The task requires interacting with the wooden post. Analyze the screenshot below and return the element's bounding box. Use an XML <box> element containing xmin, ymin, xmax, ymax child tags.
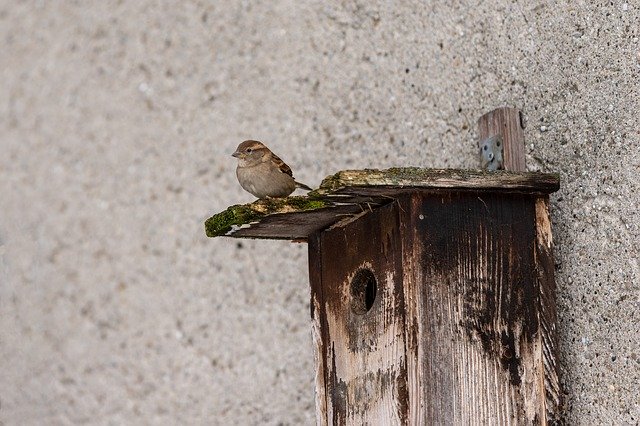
<box><xmin>478</xmin><ymin>107</ymin><xmax>527</xmax><ymax>171</ymax></box>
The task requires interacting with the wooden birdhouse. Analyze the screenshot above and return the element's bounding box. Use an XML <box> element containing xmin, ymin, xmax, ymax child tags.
<box><xmin>206</xmin><ymin>108</ymin><xmax>561</xmax><ymax>424</ymax></box>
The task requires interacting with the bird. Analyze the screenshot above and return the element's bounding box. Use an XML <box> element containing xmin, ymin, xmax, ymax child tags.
<box><xmin>232</xmin><ymin>140</ymin><xmax>312</xmax><ymax>199</ymax></box>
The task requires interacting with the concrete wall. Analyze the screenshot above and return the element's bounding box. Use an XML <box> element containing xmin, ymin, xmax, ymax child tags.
<box><xmin>1</xmin><ymin>1</ymin><xmax>638</xmax><ymax>424</ymax></box>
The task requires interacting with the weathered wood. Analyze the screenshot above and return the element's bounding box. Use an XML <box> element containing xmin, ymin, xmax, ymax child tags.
<box><xmin>477</xmin><ymin>107</ymin><xmax>527</xmax><ymax>171</ymax></box>
<box><xmin>310</xmin><ymin>191</ymin><xmax>560</xmax><ymax>424</ymax></box>
<box><xmin>309</xmin><ymin>234</ymin><xmax>329</xmax><ymax>426</ymax></box>
<box><xmin>319</xmin><ymin>168</ymin><xmax>558</xmax><ymax>194</ymax></box>
<box><xmin>534</xmin><ymin>197</ymin><xmax>562</xmax><ymax>420</ymax></box>
<box><xmin>401</xmin><ymin>191</ymin><xmax>558</xmax><ymax>424</ymax></box>
<box><xmin>309</xmin><ymin>201</ymin><xmax>408</xmax><ymax>424</ymax></box>
<box><xmin>205</xmin><ymin>169</ymin><xmax>559</xmax><ymax>239</ymax></box>
<box><xmin>204</xmin><ymin>196</ymin><xmax>388</xmax><ymax>239</ymax></box>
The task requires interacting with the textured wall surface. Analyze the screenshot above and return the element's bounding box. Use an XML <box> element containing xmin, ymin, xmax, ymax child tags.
<box><xmin>1</xmin><ymin>1</ymin><xmax>638</xmax><ymax>424</ymax></box>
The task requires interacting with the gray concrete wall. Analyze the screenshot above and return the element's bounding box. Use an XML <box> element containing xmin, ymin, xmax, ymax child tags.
<box><xmin>1</xmin><ymin>1</ymin><xmax>638</xmax><ymax>424</ymax></box>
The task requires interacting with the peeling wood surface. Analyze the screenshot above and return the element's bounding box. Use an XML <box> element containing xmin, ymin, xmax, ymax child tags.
<box><xmin>534</xmin><ymin>197</ymin><xmax>562</xmax><ymax>419</ymax></box>
<box><xmin>206</xmin><ymin>165</ymin><xmax>560</xmax><ymax>423</ymax></box>
<box><xmin>406</xmin><ymin>192</ymin><xmax>535</xmax><ymax>423</ymax></box>
<box><xmin>309</xmin><ymin>202</ymin><xmax>408</xmax><ymax>425</ymax></box>
<box><xmin>224</xmin><ymin>204</ymin><xmax>382</xmax><ymax>240</ymax></box>
<box><xmin>401</xmin><ymin>192</ymin><xmax>559</xmax><ymax>424</ymax></box>
<box><xmin>310</xmin><ymin>192</ymin><xmax>560</xmax><ymax>424</ymax></box>
<box><xmin>204</xmin><ymin>196</ymin><xmax>389</xmax><ymax>239</ymax></box>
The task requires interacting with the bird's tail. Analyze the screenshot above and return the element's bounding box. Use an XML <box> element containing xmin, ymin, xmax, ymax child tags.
<box><xmin>295</xmin><ymin>181</ymin><xmax>313</xmax><ymax>191</ymax></box>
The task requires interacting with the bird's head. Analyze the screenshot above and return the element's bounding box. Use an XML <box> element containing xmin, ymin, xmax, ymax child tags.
<box><xmin>232</xmin><ymin>140</ymin><xmax>268</xmax><ymax>165</ymax></box>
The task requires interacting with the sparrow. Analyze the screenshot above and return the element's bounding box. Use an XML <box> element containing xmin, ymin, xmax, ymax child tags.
<box><xmin>232</xmin><ymin>140</ymin><xmax>312</xmax><ymax>199</ymax></box>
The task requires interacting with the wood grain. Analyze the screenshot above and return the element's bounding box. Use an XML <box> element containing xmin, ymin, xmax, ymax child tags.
<box><xmin>319</xmin><ymin>168</ymin><xmax>558</xmax><ymax>194</ymax></box>
<box><xmin>308</xmin><ymin>191</ymin><xmax>560</xmax><ymax>423</ymax></box>
<box><xmin>400</xmin><ymin>191</ymin><xmax>559</xmax><ymax>424</ymax></box>
<box><xmin>477</xmin><ymin>107</ymin><xmax>527</xmax><ymax>171</ymax></box>
<box><xmin>206</xmin><ymin>163</ymin><xmax>561</xmax><ymax>423</ymax></box>
<box><xmin>309</xmin><ymin>233</ymin><xmax>329</xmax><ymax>426</ymax></box>
<box><xmin>533</xmin><ymin>197</ymin><xmax>561</xmax><ymax>422</ymax></box>
<box><xmin>309</xmin><ymin>201</ymin><xmax>408</xmax><ymax>424</ymax></box>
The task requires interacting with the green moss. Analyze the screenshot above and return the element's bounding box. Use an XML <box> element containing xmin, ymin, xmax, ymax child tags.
<box><xmin>204</xmin><ymin>196</ymin><xmax>331</xmax><ymax>237</ymax></box>
<box><xmin>282</xmin><ymin>197</ymin><xmax>327</xmax><ymax>210</ymax></box>
<box><xmin>316</xmin><ymin>173</ymin><xmax>342</xmax><ymax>193</ymax></box>
<box><xmin>318</xmin><ymin>167</ymin><xmax>427</xmax><ymax>191</ymax></box>
<box><xmin>204</xmin><ymin>204</ymin><xmax>265</xmax><ymax>237</ymax></box>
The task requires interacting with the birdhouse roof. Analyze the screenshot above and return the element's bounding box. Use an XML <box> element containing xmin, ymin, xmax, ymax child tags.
<box><xmin>205</xmin><ymin>167</ymin><xmax>559</xmax><ymax>240</ymax></box>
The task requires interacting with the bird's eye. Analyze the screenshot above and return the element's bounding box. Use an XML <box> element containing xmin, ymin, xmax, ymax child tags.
<box><xmin>246</xmin><ymin>148</ymin><xmax>252</xmax><ymax>153</ymax></box>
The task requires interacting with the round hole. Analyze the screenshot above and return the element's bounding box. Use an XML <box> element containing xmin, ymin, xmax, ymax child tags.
<box><xmin>350</xmin><ymin>268</ymin><xmax>377</xmax><ymax>314</ymax></box>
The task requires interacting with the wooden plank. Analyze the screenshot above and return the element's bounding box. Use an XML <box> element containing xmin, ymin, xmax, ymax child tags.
<box><xmin>205</xmin><ymin>198</ymin><xmax>389</xmax><ymax>239</ymax></box>
<box><xmin>403</xmin><ymin>191</ymin><xmax>550</xmax><ymax>424</ymax></box>
<box><xmin>397</xmin><ymin>194</ymin><xmax>422</xmax><ymax>425</ymax></box>
<box><xmin>309</xmin><ymin>234</ymin><xmax>329</xmax><ymax>426</ymax></box>
<box><xmin>227</xmin><ymin>204</ymin><xmax>378</xmax><ymax>240</ymax></box>
<box><xmin>309</xmin><ymin>201</ymin><xmax>408</xmax><ymax>424</ymax></box>
<box><xmin>533</xmin><ymin>197</ymin><xmax>562</xmax><ymax>422</ymax></box>
<box><xmin>319</xmin><ymin>168</ymin><xmax>559</xmax><ymax>194</ymax></box>
<box><xmin>477</xmin><ymin>107</ymin><xmax>527</xmax><ymax>171</ymax></box>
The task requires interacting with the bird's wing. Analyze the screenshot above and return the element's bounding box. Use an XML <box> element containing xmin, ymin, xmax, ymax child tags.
<box><xmin>271</xmin><ymin>154</ymin><xmax>293</xmax><ymax>177</ymax></box>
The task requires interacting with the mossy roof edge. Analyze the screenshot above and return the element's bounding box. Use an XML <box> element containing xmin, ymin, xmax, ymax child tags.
<box><xmin>205</xmin><ymin>196</ymin><xmax>330</xmax><ymax>237</ymax></box>
<box><xmin>205</xmin><ymin>167</ymin><xmax>560</xmax><ymax>238</ymax></box>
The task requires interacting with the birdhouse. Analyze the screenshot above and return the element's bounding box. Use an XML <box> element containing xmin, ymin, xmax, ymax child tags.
<box><xmin>206</xmin><ymin>108</ymin><xmax>561</xmax><ymax>424</ymax></box>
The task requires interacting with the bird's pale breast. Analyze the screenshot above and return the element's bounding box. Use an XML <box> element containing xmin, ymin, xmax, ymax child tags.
<box><xmin>236</xmin><ymin>162</ymin><xmax>296</xmax><ymax>198</ymax></box>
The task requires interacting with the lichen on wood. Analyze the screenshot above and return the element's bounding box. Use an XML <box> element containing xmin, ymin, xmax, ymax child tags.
<box><xmin>316</xmin><ymin>167</ymin><xmax>560</xmax><ymax>194</ymax></box>
<box><xmin>204</xmin><ymin>196</ymin><xmax>329</xmax><ymax>237</ymax></box>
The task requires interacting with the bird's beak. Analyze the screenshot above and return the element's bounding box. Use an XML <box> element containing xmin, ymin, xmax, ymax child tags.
<box><xmin>232</xmin><ymin>150</ymin><xmax>241</xmax><ymax>158</ymax></box>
